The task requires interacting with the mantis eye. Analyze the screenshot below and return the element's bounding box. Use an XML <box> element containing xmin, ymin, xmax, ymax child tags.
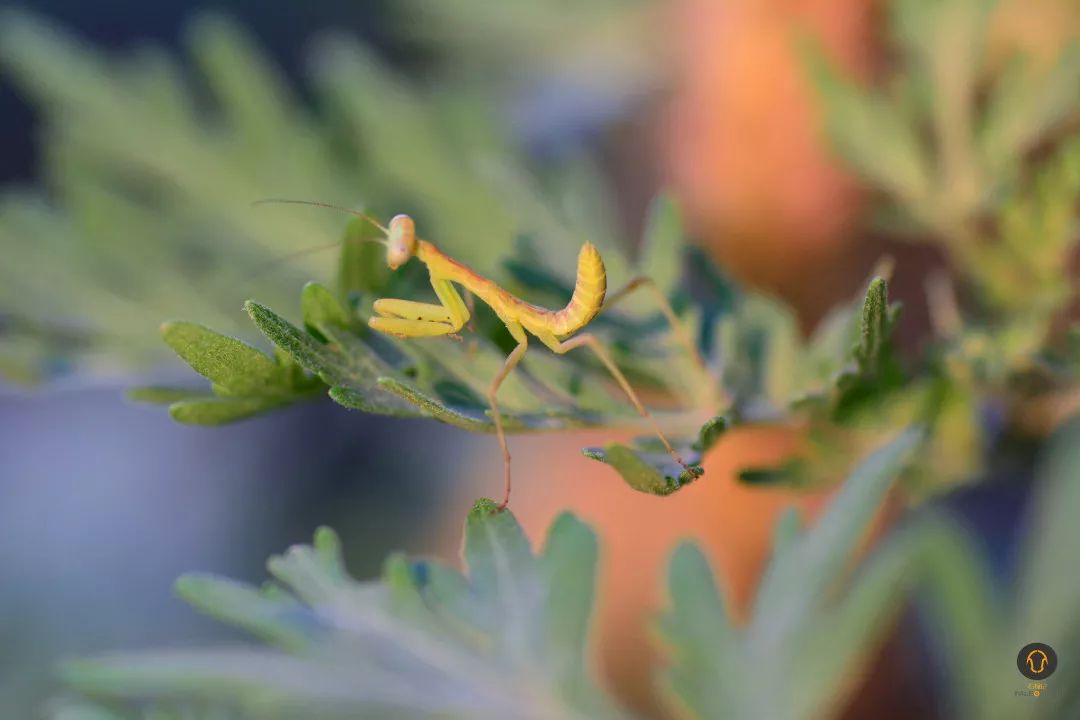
<box><xmin>386</xmin><ymin>214</ymin><xmax>417</xmax><ymax>269</ymax></box>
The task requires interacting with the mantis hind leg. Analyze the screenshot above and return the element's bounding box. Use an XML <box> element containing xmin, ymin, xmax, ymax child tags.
<box><xmin>602</xmin><ymin>276</ymin><xmax>721</xmax><ymax>406</ymax></box>
<box><xmin>488</xmin><ymin>321</ymin><xmax>529</xmax><ymax>510</ymax></box>
<box><xmin>538</xmin><ymin>331</ymin><xmax>702</xmax><ymax>479</ymax></box>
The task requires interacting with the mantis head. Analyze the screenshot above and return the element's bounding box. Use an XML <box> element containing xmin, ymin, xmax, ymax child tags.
<box><xmin>386</xmin><ymin>214</ymin><xmax>417</xmax><ymax>270</ymax></box>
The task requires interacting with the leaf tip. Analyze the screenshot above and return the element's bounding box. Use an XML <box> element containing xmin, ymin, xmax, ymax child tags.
<box><xmin>313</xmin><ymin>526</ymin><xmax>341</xmax><ymax>555</ymax></box>
<box><xmin>469</xmin><ymin>497</ymin><xmax>503</xmax><ymax>517</ymax></box>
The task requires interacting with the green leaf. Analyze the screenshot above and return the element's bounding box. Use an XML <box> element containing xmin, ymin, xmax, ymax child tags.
<box><xmin>980</xmin><ymin>44</ymin><xmax>1080</xmax><ymax>180</ymax></box>
<box><xmin>245</xmin><ymin>300</ymin><xmax>417</xmax><ymax>416</ymax></box>
<box><xmin>692</xmin><ymin>415</ymin><xmax>729</xmax><ymax>452</ymax></box>
<box><xmin>63</xmin><ymin>515</ymin><xmax>626</xmax><ymax>719</ymax></box>
<box><xmin>168</xmin><ymin>395</ymin><xmax>290</xmax><ymax>425</ymax></box>
<box><xmin>539</xmin><ymin>514</ymin><xmax>600</xmax><ymax>690</ymax></box>
<box><xmin>301</xmin><ymin>281</ymin><xmax>352</xmax><ymax>337</ymax></box>
<box><xmin>1017</xmin><ymin>419</ymin><xmax>1080</xmax><ymax>642</ymax></box>
<box><xmin>738</xmin><ymin>460</ymin><xmax>807</xmax><ymax>487</ymax></box>
<box><xmin>835</xmin><ymin>277</ymin><xmax>904</xmax><ymax>419</ymax></box>
<box><xmin>582</xmin><ymin>439</ymin><xmax>703</xmax><ymax>496</ymax></box>
<box><xmin>752</xmin><ymin>429</ymin><xmax>921</xmax><ymax>629</ymax></box>
<box><xmin>143</xmin><ymin>319</ymin><xmax>322</xmax><ymax>425</ymax></box>
<box><xmin>639</xmin><ymin>192</ymin><xmax>684</xmax><ymax>294</ymax></box>
<box><xmin>657</xmin><ymin>542</ymin><xmax>741</xmax><ymax>720</ymax></box>
<box><xmin>174</xmin><ymin>574</ymin><xmax>319</xmax><ymax>651</ymax></box>
<box><xmin>160</xmin><ymin>321</ymin><xmax>284</xmax><ymax>397</ymax></box>
<box><xmin>801</xmin><ymin>33</ymin><xmax>931</xmax><ymax>213</ymax></box>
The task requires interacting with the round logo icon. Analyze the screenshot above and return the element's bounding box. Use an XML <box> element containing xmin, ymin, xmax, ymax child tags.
<box><xmin>1017</xmin><ymin>643</ymin><xmax>1058</xmax><ymax>680</ymax></box>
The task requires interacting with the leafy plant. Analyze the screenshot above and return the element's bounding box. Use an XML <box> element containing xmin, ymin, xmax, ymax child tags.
<box><xmin>49</xmin><ymin>421</ymin><xmax>1080</xmax><ymax>719</ymax></box>
<box><xmin>48</xmin><ymin>431</ymin><xmax>912</xmax><ymax>719</ymax></box>
<box><xmin>3</xmin><ymin>0</ymin><xmax>1080</xmax><ymax>717</ymax></box>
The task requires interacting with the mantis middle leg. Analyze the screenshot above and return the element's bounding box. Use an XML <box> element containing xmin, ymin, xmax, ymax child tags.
<box><xmin>537</xmin><ymin>330</ymin><xmax>701</xmax><ymax>479</ymax></box>
<box><xmin>489</xmin><ymin>321</ymin><xmax>529</xmax><ymax>510</ymax></box>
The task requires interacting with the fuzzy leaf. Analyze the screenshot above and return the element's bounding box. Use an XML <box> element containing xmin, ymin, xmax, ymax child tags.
<box><xmin>752</xmin><ymin>429</ymin><xmax>921</xmax><ymax>629</ymax></box>
<box><xmin>834</xmin><ymin>277</ymin><xmax>904</xmax><ymax>419</ymax></box>
<box><xmin>301</xmin><ymin>281</ymin><xmax>352</xmax><ymax>336</ymax></box>
<box><xmin>62</xmin><ymin>514</ymin><xmax>625</xmax><ymax>720</ymax></box>
<box><xmin>143</xmin><ymin>319</ymin><xmax>322</xmax><ymax>424</ymax></box>
<box><xmin>160</xmin><ymin>321</ymin><xmax>284</xmax><ymax>397</ymax></box>
<box><xmin>657</xmin><ymin>542</ymin><xmax>741</xmax><ymax>719</ymax></box>
<box><xmin>245</xmin><ymin>300</ymin><xmax>417</xmax><ymax>416</ymax></box>
<box><xmin>581</xmin><ymin>440</ymin><xmax>703</xmax><ymax>496</ymax></box>
<box><xmin>168</xmin><ymin>395</ymin><xmax>292</xmax><ymax>425</ymax></box>
<box><xmin>174</xmin><ymin>574</ymin><xmax>321</xmax><ymax>651</ymax></box>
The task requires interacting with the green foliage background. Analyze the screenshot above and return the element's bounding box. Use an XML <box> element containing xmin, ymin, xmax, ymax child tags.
<box><xmin>1</xmin><ymin>0</ymin><xmax>1078</xmax><ymax>717</ymax></box>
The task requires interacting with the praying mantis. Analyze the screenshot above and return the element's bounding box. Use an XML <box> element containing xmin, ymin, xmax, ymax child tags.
<box><xmin>261</xmin><ymin>201</ymin><xmax>715</xmax><ymax>509</ymax></box>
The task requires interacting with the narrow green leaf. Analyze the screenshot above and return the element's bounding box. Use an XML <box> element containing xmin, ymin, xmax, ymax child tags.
<box><xmin>246</xmin><ymin>300</ymin><xmax>417</xmax><ymax>415</ymax></box>
<box><xmin>582</xmin><ymin>441</ymin><xmax>702</xmax><ymax>496</ymax></box>
<box><xmin>168</xmin><ymin>395</ymin><xmax>288</xmax><ymax>425</ymax></box>
<box><xmin>793</xmin><ymin>523</ymin><xmax>925</xmax><ymax>718</ymax></box>
<box><xmin>907</xmin><ymin>519</ymin><xmax>1001</xmax><ymax>720</ymax></box>
<box><xmin>854</xmin><ymin>278</ymin><xmax>890</xmax><ymax>373</ymax></box>
<box><xmin>175</xmin><ymin>573</ymin><xmax>319</xmax><ymax>650</ymax></box>
<box><xmin>301</xmin><ymin>281</ymin><xmax>351</xmax><ymax>335</ymax></box>
<box><xmin>752</xmin><ymin>429</ymin><xmax>921</xmax><ymax>626</ymax></box>
<box><xmin>658</xmin><ymin>542</ymin><xmax>740</xmax><ymax>720</ymax></box>
<box><xmin>1017</xmin><ymin>419</ymin><xmax>1080</xmax><ymax>642</ymax></box>
<box><xmin>639</xmin><ymin>193</ymin><xmax>684</xmax><ymax>293</ymax></box>
<box><xmin>539</xmin><ymin>513</ymin><xmax>599</xmax><ymax>685</ymax></box>
<box><xmin>800</xmin><ymin>34</ymin><xmax>931</xmax><ymax>211</ymax></box>
<box><xmin>377</xmin><ymin>376</ymin><xmax>492</xmax><ymax>431</ymax></box>
<box><xmin>770</xmin><ymin>507</ymin><xmax>804</xmax><ymax>559</ymax></box>
<box><xmin>738</xmin><ymin>460</ymin><xmax>807</xmax><ymax>487</ymax></box>
<box><xmin>692</xmin><ymin>415</ymin><xmax>729</xmax><ymax>452</ymax></box>
<box><xmin>463</xmin><ymin>501</ymin><xmax>535</xmax><ymax>601</ymax></box>
<box><xmin>160</xmin><ymin>321</ymin><xmax>283</xmax><ymax>397</ymax></box>
<box><xmin>266</xmin><ymin>526</ymin><xmax>353</xmax><ymax>607</ymax></box>
<box><xmin>60</xmin><ymin>650</ymin><xmax>403</xmax><ymax>709</ymax></box>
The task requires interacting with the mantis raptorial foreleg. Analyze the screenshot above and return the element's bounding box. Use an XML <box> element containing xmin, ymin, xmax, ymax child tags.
<box><xmin>488</xmin><ymin>321</ymin><xmax>529</xmax><ymax>509</ymax></box>
<box><xmin>536</xmin><ymin>331</ymin><xmax>699</xmax><ymax>477</ymax></box>
<box><xmin>369</xmin><ymin>275</ymin><xmax>469</xmax><ymax>338</ymax></box>
<box><xmin>602</xmin><ymin>276</ymin><xmax>720</xmax><ymax>405</ymax></box>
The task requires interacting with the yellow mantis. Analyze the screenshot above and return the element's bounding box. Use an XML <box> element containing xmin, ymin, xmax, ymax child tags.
<box><xmin>261</xmin><ymin>200</ymin><xmax>714</xmax><ymax>508</ymax></box>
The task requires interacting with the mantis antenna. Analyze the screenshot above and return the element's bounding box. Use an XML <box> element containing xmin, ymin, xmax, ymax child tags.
<box><xmin>242</xmin><ymin>198</ymin><xmax>395</xmax><ymax>281</ymax></box>
<box><xmin>252</xmin><ymin>198</ymin><xmax>390</xmax><ymax>237</ymax></box>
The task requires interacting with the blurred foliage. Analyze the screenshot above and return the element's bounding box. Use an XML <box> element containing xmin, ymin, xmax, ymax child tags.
<box><xmin>0</xmin><ymin>0</ymin><xmax>1078</xmax><ymax>716</ymax></box>
<box><xmin>49</xmin><ymin>423</ymin><xmax>1080</xmax><ymax>719</ymax></box>
<box><xmin>805</xmin><ymin>0</ymin><xmax>1080</xmax><ymax>319</ymax></box>
<box><xmin>802</xmin><ymin>0</ymin><xmax>1080</xmax><ymax>492</ymax></box>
